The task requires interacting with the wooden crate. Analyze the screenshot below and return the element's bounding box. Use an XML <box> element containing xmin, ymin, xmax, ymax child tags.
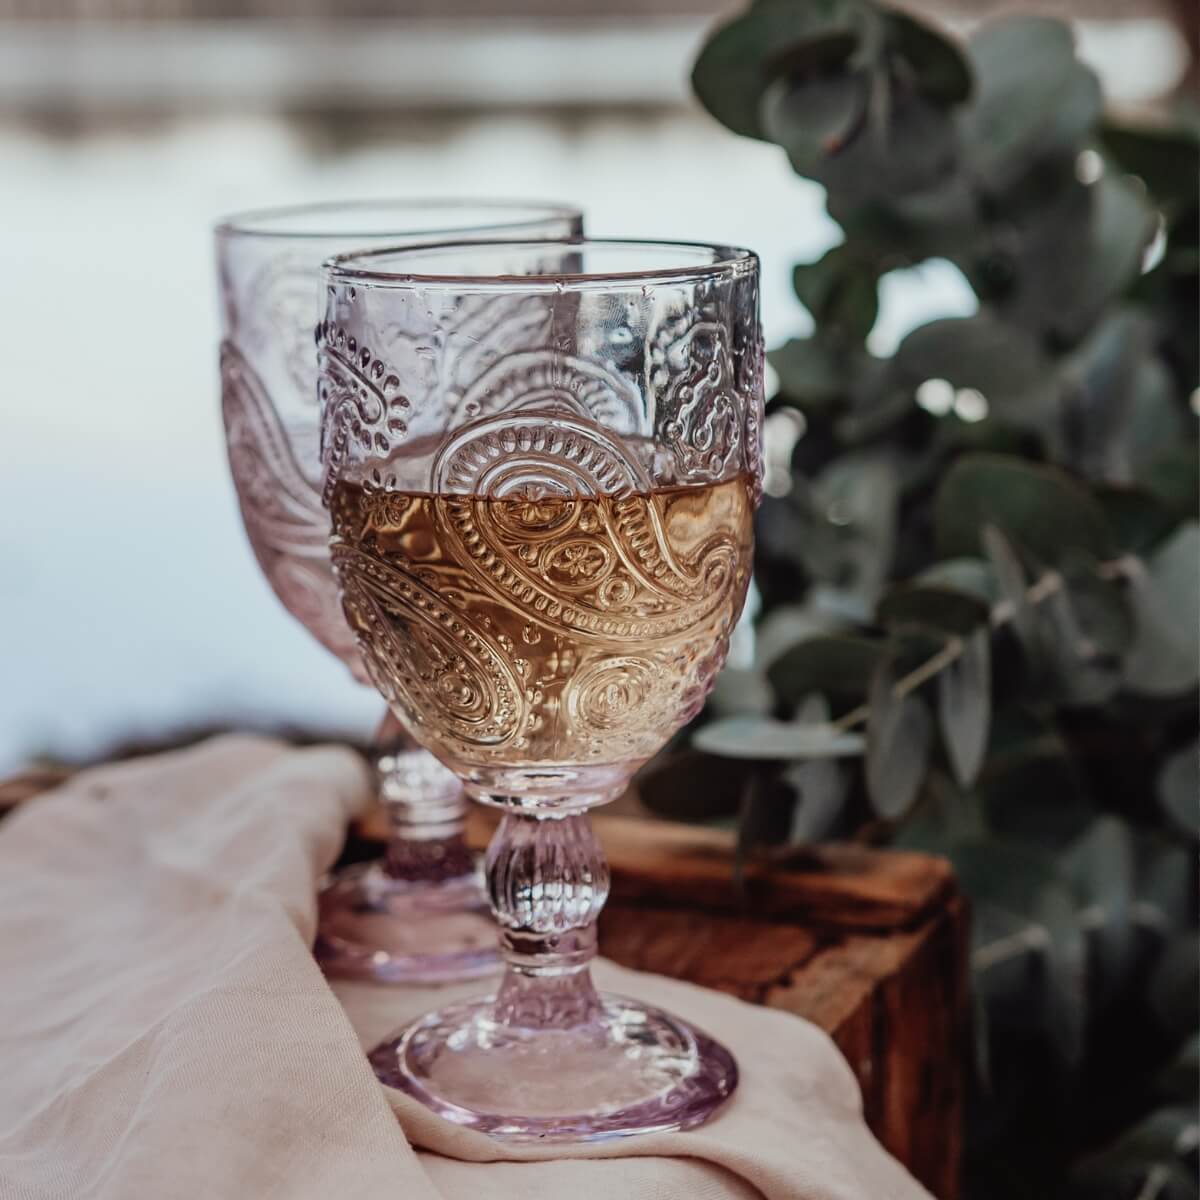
<box><xmin>590</xmin><ymin>814</ymin><xmax>967</xmax><ymax>1200</ymax></box>
<box><xmin>3</xmin><ymin>768</ymin><xmax>966</xmax><ymax>1198</ymax></box>
<box><xmin>364</xmin><ymin>805</ymin><xmax>967</xmax><ymax>1198</ymax></box>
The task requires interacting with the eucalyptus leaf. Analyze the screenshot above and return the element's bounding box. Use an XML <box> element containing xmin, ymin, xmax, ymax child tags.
<box><xmin>945</xmin><ymin>836</ymin><xmax>1064</xmax><ymax>912</ymax></box>
<box><xmin>939</xmin><ymin>629</ymin><xmax>991</xmax><ymax>787</ymax></box>
<box><xmin>877</xmin><ymin>581</ymin><xmax>989</xmax><ymax>635</ymax></box>
<box><xmin>1157</xmin><ymin>741</ymin><xmax>1199</xmax><ymax>837</ymax></box>
<box><xmin>736</xmin><ymin>768</ymin><xmax>790</xmax><ymax>884</ymax></box>
<box><xmin>1072</xmin><ymin>173</ymin><xmax>1158</xmax><ymax>335</ymax></box>
<box><xmin>767</xmin><ymin>634</ymin><xmax>887</xmax><ymax>706</ymax></box>
<box><xmin>786</xmin><ymin>695</ymin><xmax>850</xmax><ymax>841</ymax></box>
<box><xmin>1058</xmin><ymin>308</ymin><xmax>1148</xmax><ymax>482</ymax></box>
<box><xmin>1063</xmin><ymin>816</ymin><xmax>1136</xmax><ymax>994</ymax></box>
<box><xmin>1035</xmin><ymin>577</ymin><xmax>1126</xmax><ymax>706</ymax></box>
<box><xmin>792</xmin><ymin>244</ymin><xmax>879</xmax><ymax>342</ymax></box>
<box><xmin>1096</xmin><ymin>485</ymin><xmax>1179</xmax><ymax>554</ymax></box>
<box><xmin>971</xmin><ymin>901</ymin><xmax>1045</xmax><ymax>1016</ymax></box>
<box><xmin>691</xmin><ymin>0</ymin><xmax>864</xmax><ymax>141</ymax></box>
<box><xmin>811</xmin><ymin>449</ymin><xmax>900</xmax><ymax>602</ymax></box>
<box><xmin>1102</xmin><ymin>120</ymin><xmax>1200</xmax><ymax>216</ymax></box>
<box><xmin>1000</xmin><ymin>171</ymin><xmax>1155</xmax><ymax>346</ymax></box>
<box><xmin>1071</xmin><ymin>1107</ymin><xmax>1200</xmax><ymax>1200</ymax></box>
<box><xmin>936</xmin><ymin>454</ymin><xmax>1115</xmax><ymax>562</ymax></box>
<box><xmin>979</xmin><ymin>709</ymin><xmax>1094</xmax><ymax>849</ymax></box>
<box><xmin>635</xmin><ymin>751</ymin><xmax>749</xmax><ymax>823</ymax></box>
<box><xmin>962</xmin><ymin>16</ymin><xmax>1102</xmax><ymax>190</ymax></box>
<box><xmin>1136</xmin><ymin>841</ymin><xmax>1194</xmax><ymax>936</ymax></box>
<box><xmin>755</xmin><ymin>604</ymin><xmax>849</xmax><ymax>669</ymax></box>
<box><xmin>1150</xmin><ymin>1033</ymin><xmax>1200</xmax><ymax>1107</ymax></box>
<box><xmin>760</xmin><ymin>70</ymin><xmax>869</xmax><ymax>181</ymax></box>
<box><xmin>1128</xmin><ymin>353</ymin><xmax>1189</xmax><ymax>478</ymax></box>
<box><xmin>890</xmin><ymin>313</ymin><xmax>1056</xmax><ymax>430</ymax></box>
<box><xmin>1136</xmin><ymin>444</ymin><xmax>1200</xmax><ymax>521</ymax></box>
<box><xmin>1124</xmin><ymin>522</ymin><xmax>1200</xmax><ymax>696</ymax></box>
<box><xmin>769</xmin><ymin>336</ymin><xmax>846</xmax><ymax>407</ymax></box>
<box><xmin>808</xmin><ymin>87</ymin><xmax>961</xmax><ymax>203</ymax></box>
<box><xmin>917</xmin><ymin>557</ymin><xmax>996</xmax><ymax>603</ymax></box>
<box><xmin>1148</xmin><ymin>935</ymin><xmax>1200</xmax><ymax>1043</ymax></box>
<box><xmin>866</xmin><ymin>660</ymin><xmax>933</xmax><ymax>819</ymax></box>
<box><xmin>708</xmin><ymin>667</ymin><xmax>776</xmax><ymax>719</ymax></box>
<box><xmin>886</xmin><ymin>9</ymin><xmax>971</xmax><ymax>104</ymax></box>
<box><xmin>980</xmin><ymin>523</ymin><xmax>1037</xmax><ymax>651</ymax></box>
<box><xmin>1035</xmin><ymin>882</ymin><xmax>1088</xmax><ymax>1067</ymax></box>
<box><xmin>694</xmin><ymin>715</ymin><xmax>865</xmax><ymax>761</ymax></box>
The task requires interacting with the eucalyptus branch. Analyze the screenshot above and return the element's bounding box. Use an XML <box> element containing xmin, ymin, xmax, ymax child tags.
<box><xmin>832</xmin><ymin>557</ymin><xmax>1127</xmax><ymax>733</ymax></box>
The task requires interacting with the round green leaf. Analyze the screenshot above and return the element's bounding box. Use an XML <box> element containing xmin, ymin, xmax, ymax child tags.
<box><xmin>945</xmin><ymin>836</ymin><xmax>1064</xmax><ymax>912</ymax></box>
<box><xmin>1036</xmin><ymin>882</ymin><xmax>1087</xmax><ymax>1067</ymax></box>
<box><xmin>1157</xmin><ymin>741</ymin><xmax>1199</xmax><ymax>837</ymax></box>
<box><xmin>694</xmin><ymin>715</ymin><xmax>865</xmax><ymax>761</ymax></box>
<box><xmin>816</xmin><ymin>88</ymin><xmax>961</xmax><ymax>203</ymax></box>
<box><xmin>1124</xmin><ymin>521</ymin><xmax>1200</xmax><ymax>696</ymax></box>
<box><xmin>1102</xmin><ymin>120</ymin><xmax>1200</xmax><ymax>216</ymax></box>
<box><xmin>980</xmin><ymin>523</ymin><xmax>1038</xmax><ymax>652</ymax></box>
<box><xmin>939</xmin><ymin>629</ymin><xmax>992</xmax><ymax>787</ymax></box>
<box><xmin>1136</xmin><ymin>444</ymin><xmax>1199</xmax><ymax>520</ymax></box>
<box><xmin>891</xmin><ymin>314</ymin><xmax>1057</xmax><ymax>429</ymax></box>
<box><xmin>736</xmin><ymin>768</ymin><xmax>796</xmax><ymax>876</ymax></box>
<box><xmin>708</xmin><ymin>667</ymin><xmax>775</xmax><ymax>718</ymax></box>
<box><xmin>635</xmin><ymin>751</ymin><xmax>748</xmax><ymax>822</ymax></box>
<box><xmin>1074</xmin><ymin>174</ymin><xmax>1158</xmax><ymax>333</ymax></box>
<box><xmin>1063</xmin><ymin>816</ymin><xmax>1136</xmax><ymax>992</ymax></box>
<box><xmin>755</xmin><ymin>605</ymin><xmax>849</xmax><ymax>669</ymax></box>
<box><xmin>886</xmin><ymin>10</ymin><xmax>972</xmax><ymax>104</ymax></box>
<box><xmin>785</xmin><ymin>696</ymin><xmax>850</xmax><ymax>842</ymax></box>
<box><xmin>760</xmin><ymin>70</ymin><xmax>869</xmax><ymax>180</ymax></box>
<box><xmin>979</xmin><ymin>723</ymin><xmax>1094</xmax><ymax>850</ymax></box>
<box><xmin>963</xmin><ymin>16</ymin><xmax>1102</xmax><ymax>190</ymax></box>
<box><xmin>768</xmin><ymin>337</ymin><xmax>846</xmax><ymax>410</ymax></box>
<box><xmin>691</xmin><ymin>1</ymin><xmax>862</xmax><ymax>141</ymax></box>
<box><xmin>918</xmin><ymin>557</ymin><xmax>997</xmax><ymax>603</ymax></box>
<box><xmin>1148</xmin><ymin>935</ymin><xmax>1200</xmax><ymax>1043</ymax></box>
<box><xmin>1096</xmin><ymin>485</ymin><xmax>1179</xmax><ymax>554</ymax></box>
<box><xmin>792</xmin><ymin>244</ymin><xmax>879</xmax><ymax>342</ymax></box>
<box><xmin>935</xmin><ymin>453</ymin><xmax>1115</xmax><ymax>562</ymax></box>
<box><xmin>866</xmin><ymin>661</ymin><xmax>933</xmax><ymax>819</ymax></box>
<box><xmin>877</xmin><ymin>581</ymin><xmax>990</xmax><ymax>635</ymax></box>
<box><xmin>767</xmin><ymin>634</ymin><xmax>887</xmax><ymax>706</ymax></box>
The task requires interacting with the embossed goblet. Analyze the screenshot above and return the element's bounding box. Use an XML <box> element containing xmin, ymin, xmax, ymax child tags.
<box><xmin>215</xmin><ymin>201</ymin><xmax>583</xmax><ymax>983</ymax></box>
<box><xmin>320</xmin><ymin>238</ymin><xmax>763</xmax><ymax>1140</ymax></box>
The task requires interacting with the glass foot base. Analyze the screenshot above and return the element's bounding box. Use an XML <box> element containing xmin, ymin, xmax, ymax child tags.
<box><xmin>368</xmin><ymin>993</ymin><xmax>738</xmax><ymax>1142</ymax></box>
<box><xmin>315</xmin><ymin>861</ymin><xmax>500</xmax><ymax>984</ymax></box>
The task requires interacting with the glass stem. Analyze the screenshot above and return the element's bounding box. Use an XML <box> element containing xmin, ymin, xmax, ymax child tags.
<box><xmin>369</xmin><ymin>710</ymin><xmax>476</xmax><ymax>885</ymax></box>
<box><xmin>375</xmin><ymin>754</ymin><xmax>475</xmax><ymax>884</ymax></box>
<box><xmin>486</xmin><ymin>810</ymin><xmax>610</xmax><ymax>1030</ymax></box>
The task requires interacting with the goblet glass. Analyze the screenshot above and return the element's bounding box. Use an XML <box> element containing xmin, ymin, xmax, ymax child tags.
<box><xmin>320</xmin><ymin>237</ymin><xmax>763</xmax><ymax>1140</ymax></box>
<box><xmin>215</xmin><ymin>201</ymin><xmax>583</xmax><ymax>983</ymax></box>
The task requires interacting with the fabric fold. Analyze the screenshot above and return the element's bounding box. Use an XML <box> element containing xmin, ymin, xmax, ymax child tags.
<box><xmin>0</xmin><ymin>735</ymin><xmax>932</xmax><ymax>1200</ymax></box>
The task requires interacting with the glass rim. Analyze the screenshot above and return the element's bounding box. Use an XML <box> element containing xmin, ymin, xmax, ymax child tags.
<box><xmin>213</xmin><ymin>198</ymin><xmax>584</xmax><ymax>242</ymax></box>
<box><xmin>323</xmin><ymin>237</ymin><xmax>759</xmax><ymax>292</ymax></box>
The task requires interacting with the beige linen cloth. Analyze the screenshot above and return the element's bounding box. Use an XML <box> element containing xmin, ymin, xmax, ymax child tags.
<box><xmin>0</xmin><ymin>735</ymin><xmax>934</xmax><ymax>1200</ymax></box>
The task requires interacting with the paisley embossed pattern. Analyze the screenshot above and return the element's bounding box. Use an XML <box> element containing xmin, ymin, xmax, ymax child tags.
<box><xmin>328</xmin><ymin>414</ymin><xmax>754</xmax><ymax>785</ymax></box>
<box><xmin>220</xmin><ymin>341</ymin><xmax>363</xmax><ymax>671</ymax></box>
<box><xmin>316</xmin><ymin>320</ymin><xmax>412</xmax><ymax>506</ymax></box>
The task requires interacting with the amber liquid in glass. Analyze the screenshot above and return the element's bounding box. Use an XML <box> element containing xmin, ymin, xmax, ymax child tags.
<box><xmin>329</xmin><ymin>475</ymin><xmax>753</xmax><ymax>799</ymax></box>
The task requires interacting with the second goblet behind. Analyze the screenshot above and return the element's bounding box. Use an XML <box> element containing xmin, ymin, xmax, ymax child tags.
<box><xmin>215</xmin><ymin>200</ymin><xmax>584</xmax><ymax>983</ymax></box>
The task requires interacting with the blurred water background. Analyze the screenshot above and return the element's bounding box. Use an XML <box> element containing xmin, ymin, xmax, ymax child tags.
<box><xmin>0</xmin><ymin>2</ymin><xmax>1188</xmax><ymax>771</ymax></box>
